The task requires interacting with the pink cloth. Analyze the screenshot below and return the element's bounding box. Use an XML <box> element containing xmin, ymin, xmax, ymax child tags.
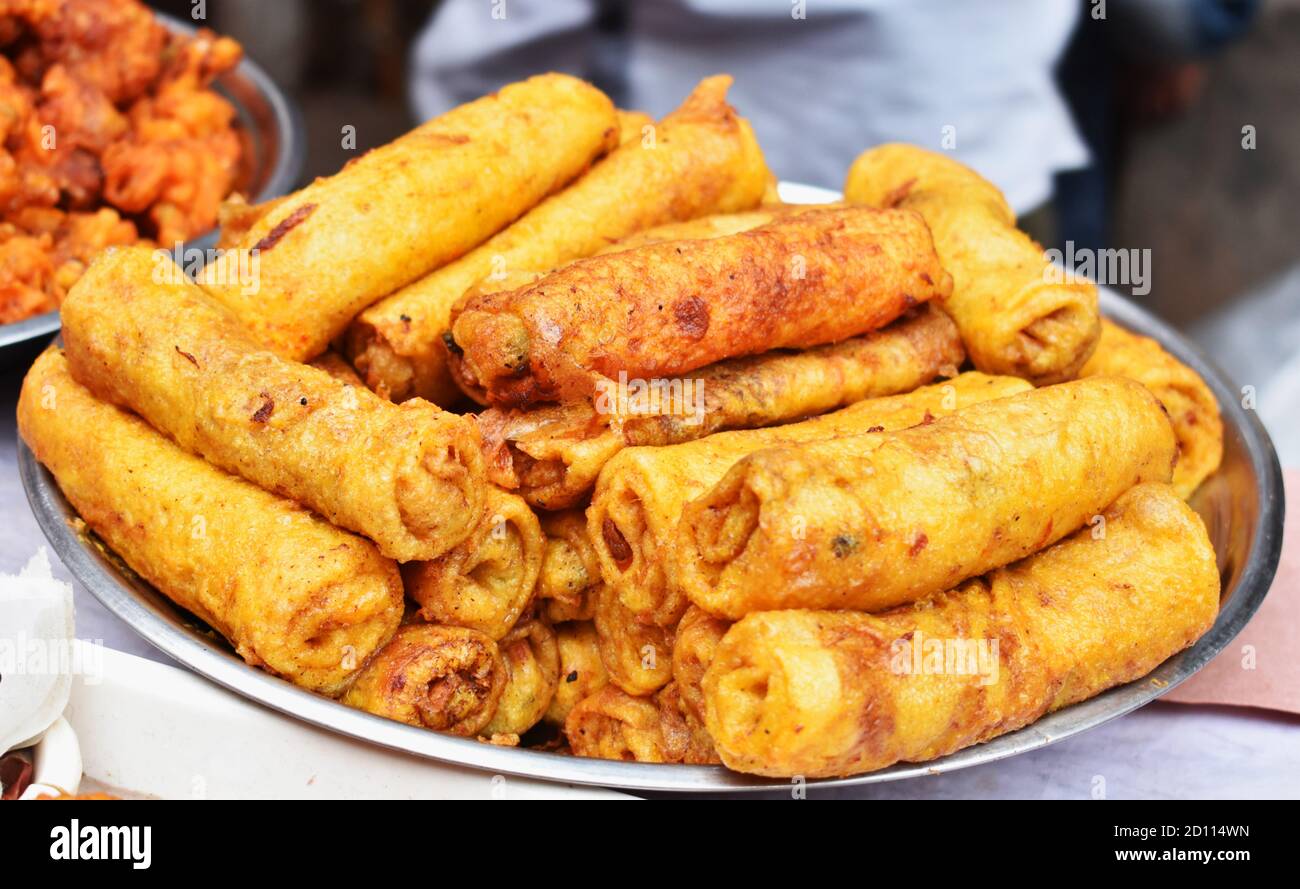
<box><xmin>1165</xmin><ymin>470</ymin><xmax>1299</xmax><ymax>713</ymax></box>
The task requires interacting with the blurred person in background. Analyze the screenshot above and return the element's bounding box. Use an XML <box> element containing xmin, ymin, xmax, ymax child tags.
<box><xmin>409</xmin><ymin>0</ymin><xmax>1089</xmax><ymax>219</ymax></box>
<box><xmin>1055</xmin><ymin>0</ymin><xmax>1260</xmax><ymax>254</ymax></box>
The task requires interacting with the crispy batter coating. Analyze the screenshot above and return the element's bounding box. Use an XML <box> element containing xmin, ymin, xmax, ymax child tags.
<box><xmin>403</xmin><ymin>486</ymin><xmax>542</xmax><ymax>640</ymax></box>
<box><xmin>704</xmin><ymin>483</ymin><xmax>1220</xmax><ymax>777</ymax></box>
<box><xmin>60</xmin><ymin>246</ymin><xmax>486</xmax><ymax>563</ymax></box>
<box><xmin>1081</xmin><ymin>319</ymin><xmax>1223</xmax><ymax>499</ymax></box>
<box><xmin>483</xmin><ymin>619</ymin><xmax>560</xmax><ymax>736</ymax></box>
<box><xmin>565</xmin><ymin>683</ymin><xmax>717</xmax><ymax>764</ymax></box>
<box><xmin>544</xmin><ymin>621</ymin><xmax>608</xmax><ymax>726</ymax></box>
<box><xmin>200</xmin><ymin>73</ymin><xmax>619</xmax><ymax>362</ymax></box>
<box><xmin>537</xmin><ymin>509</ymin><xmax>602</xmax><ymax>623</ymax></box>
<box><xmin>678</xmin><ymin>377</ymin><xmax>1177</xmax><ymax>619</ymax></box>
<box><xmin>347</xmin><ymin>76</ymin><xmax>772</xmax><ymax>404</ymax></box>
<box><xmin>671</xmin><ymin>605</ymin><xmax>731</xmax><ymax>728</ymax></box>
<box><xmin>448</xmin><ymin>206</ymin><xmax>951</xmax><ymax>407</ymax></box>
<box><xmin>845</xmin><ymin>143</ymin><xmax>1100</xmax><ymax>385</ymax></box>
<box><xmin>18</xmin><ymin>349</ymin><xmax>403</xmax><ymax>695</ymax></box>
<box><xmin>343</xmin><ymin>624</ymin><xmax>505</xmax><ymax>737</ymax></box>
<box><xmin>478</xmin><ymin>303</ymin><xmax>963</xmax><ymax>510</ymax></box>
<box><xmin>593</xmin><ymin>582</ymin><xmax>674</xmax><ymax>696</ymax></box>
<box><xmin>589</xmin><ymin>373</ymin><xmax>1031</xmax><ymax>627</ymax></box>
<box><xmin>0</xmin><ymin>0</ymin><xmax>242</xmax><ymax>322</ymax></box>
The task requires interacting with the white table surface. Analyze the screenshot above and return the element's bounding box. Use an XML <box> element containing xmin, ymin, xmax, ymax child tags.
<box><xmin>6</xmin><ymin>268</ymin><xmax>1299</xmax><ymax>798</ymax></box>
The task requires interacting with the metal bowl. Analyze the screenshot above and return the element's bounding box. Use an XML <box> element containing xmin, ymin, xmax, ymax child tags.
<box><xmin>18</xmin><ymin>185</ymin><xmax>1285</xmax><ymax>793</ymax></box>
<box><xmin>0</xmin><ymin>12</ymin><xmax>305</xmax><ymax>371</ymax></box>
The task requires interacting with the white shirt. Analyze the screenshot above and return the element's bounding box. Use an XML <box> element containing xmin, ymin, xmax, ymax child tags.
<box><xmin>411</xmin><ymin>0</ymin><xmax>1089</xmax><ymax>213</ymax></box>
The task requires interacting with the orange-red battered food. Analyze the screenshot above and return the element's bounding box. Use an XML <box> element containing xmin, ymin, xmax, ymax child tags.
<box><xmin>447</xmin><ymin>206</ymin><xmax>952</xmax><ymax>407</ymax></box>
<box><xmin>0</xmin><ymin>0</ymin><xmax>243</xmax><ymax>323</ymax></box>
<box><xmin>703</xmin><ymin>483</ymin><xmax>1220</xmax><ymax>777</ymax></box>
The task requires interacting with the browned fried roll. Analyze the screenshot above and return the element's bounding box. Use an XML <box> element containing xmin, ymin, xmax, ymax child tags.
<box><xmin>18</xmin><ymin>349</ymin><xmax>403</xmax><ymax>697</ymax></box>
<box><xmin>60</xmin><ymin>246</ymin><xmax>486</xmax><ymax>564</ymax></box>
<box><xmin>565</xmin><ymin>684</ymin><xmax>717</xmax><ymax>764</ymax></box>
<box><xmin>1080</xmin><ymin>319</ymin><xmax>1223</xmax><ymax>498</ymax></box>
<box><xmin>678</xmin><ymin>376</ymin><xmax>1178</xmax><ymax>619</ymax></box>
<box><xmin>478</xmin><ymin>304</ymin><xmax>964</xmax><ymax>509</ymax></box>
<box><xmin>845</xmin><ymin>143</ymin><xmax>1100</xmax><ymax>385</ymax></box>
<box><xmin>593</xmin><ymin>583</ymin><xmax>674</xmax><ymax>697</ymax></box>
<box><xmin>347</xmin><ymin>76</ymin><xmax>771</xmax><ymax>405</ymax></box>
<box><xmin>704</xmin><ymin>483</ymin><xmax>1220</xmax><ymax>777</ymax></box>
<box><xmin>342</xmin><ymin>624</ymin><xmax>505</xmax><ymax>737</ymax></box>
<box><xmin>447</xmin><ymin>206</ymin><xmax>952</xmax><ymax>408</ymax></box>
<box><xmin>537</xmin><ymin>509</ymin><xmax>602</xmax><ymax>623</ymax></box>
<box><xmin>403</xmin><ymin>486</ymin><xmax>542</xmax><ymax>640</ymax></box>
<box><xmin>483</xmin><ymin>619</ymin><xmax>560</xmax><ymax>737</ymax></box>
<box><xmin>672</xmin><ymin>606</ymin><xmax>732</xmax><ymax>728</ymax></box>
<box><xmin>544</xmin><ymin>621</ymin><xmax>609</xmax><ymax>726</ymax></box>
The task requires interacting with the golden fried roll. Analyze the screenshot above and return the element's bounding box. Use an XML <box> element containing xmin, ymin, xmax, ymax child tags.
<box><xmin>483</xmin><ymin>620</ymin><xmax>561</xmax><ymax>736</ymax></box>
<box><xmin>61</xmin><ymin>247</ymin><xmax>485</xmax><ymax>564</ymax></box>
<box><xmin>347</xmin><ymin>76</ymin><xmax>771</xmax><ymax>404</ymax></box>
<box><xmin>18</xmin><ymin>350</ymin><xmax>402</xmax><ymax>696</ymax></box>
<box><xmin>679</xmin><ymin>376</ymin><xmax>1178</xmax><ymax>619</ymax></box>
<box><xmin>656</xmin><ymin>681</ymin><xmax>721</xmax><ymax>765</ymax></box>
<box><xmin>448</xmin><ymin>206</ymin><xmax>951</xmax><ymax>408</ymax></box>
<box><xmin>565</xmin><ymin>684</ymin><xmax>717</xmax><ymax>764</ymax></box>
<box><xmin>480</xmin><ymin>304</ymin><xmax>963</xmax><ymax>509</ymax></box>
<box><xmin>845</xmin><ymin>143</ymin><xmax>1100</xmax><ymax>384</ymax></box>
<box><xmin>544</xmin><ymin>621</ymin><xmax>609</xmax><ymax>725</ymax></box>
<box><xmin>591</xmin><ymin>373</ymin><xmax>1031</xmax><ymax>626</ymax></box>
<box><xmin>403</xmin><ymin>487</ymin><xmax>542</xmax><ymax>639</ymax></box>
<box><xmin>593</xmin><ymin>583</ymin><xmax>674</xmax><ymax>696</ymax></box>
<box><xmin>704</xmin><ymin>483</ymin><xmax>1220</xmax><ymax>777</ymax></box>
<box><xmin>537</xmin><ymin>510</ymin><xmax>602</xmax><ymax>623</ymax></box>
<box><xmin>200</xmin><ymin>73</ymin><xmax>619</xmax><ymax>362</ymax></box>
<box><xmin>1081</xmin><ymin>319</ymin><xmax>1223</xmax><ymax>498</ymax></box>
<box><xmin>672</xmin><ymin>606</ymin><xmax>732</xmax><ymax>727</ymax></box>
<box><xmin>343</xmin><ymin>624</ymin><xmax>505</xmax><ymax>736</ymax></box>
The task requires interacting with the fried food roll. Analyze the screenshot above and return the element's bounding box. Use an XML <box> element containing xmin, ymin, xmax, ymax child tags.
<box><xmin>342</xmin><ymin>624</ymin><xmax>505</xmax><ymax>736</ymax></box>
<box><xmin>200</xmin><ymin>73</ymin><xmax>619</xmax><ymax>362</ymax></box>
<box><xmin>544</xmin><ymin>621</ymin><xmax>609</xmax><ymax>725</ymax></box>
<box><xmin>678</xmin><ymin>376</ymin><xmax>1177</xmax><ymax>619</ymax></box>
<box><xmin>704</xmin><ymin>483</ymin><xmax>1220</xmax><ymax>777</ymax></box>
<box><xmin>537</xmin><ymin>510</ymin><xmax>602</xmax><ymax>623</ymax></box>
<box><xmin>590</xmin><ymin>372</ymin><xmax>1031</xmax><ymax>626</ymax></box>
<box><xmin>61</xmin><ymin>247</ymin><xmax>486</xmax><ymax>564</ymax></box>
<box><xmin>672</xmin><ymin>606</ymin><xmax>732</xmax><ymax>728</ymax></box>
<box><xmin>448</xmin><ymin>206</ymin><xmax>951</xmax><ymax>408</ymax></box>
<box><xmin>347</xmin><ymin>76</ymin><xmax>771</xmax><ymax>404</ymax></box>
<box><xmin>1081</xmin><ymin>319</ymin><xmax>1223</xmax><ymax>498</ymax></box>
<box><xmin>18</xmin><ymin>350</ymin><xmax>403</xmax><ymax>696</ymax></box>
<box><xmin>593</xmin><ymin>583</ymin><xmax>674</xmax><ymax>696</ymax></box>
<box><xmin>403</xmin><ymin>487</ymin><xmax>543</xmax><ymax>639</ymax></box>
<box><xmin>565</xmin><ymin>684</ymin><xmax>717</xmax><ymax>764</ymax></box>
<box><xmin>592</xmin><ymin>203</ymin><xmax>837</xmax><ymax>256</ymax></box>
<box><xmin>480</xmin><ymin>304</ymin><xmax>964</xmax><ymax>509</ymax></box>
<box><xmin>309</xmin><ymin>350</ymin><xmax>367</xmax><ymax>388</ymax></box>
<box><xmin>845</xmin><ymin>143</ymin><xmax>1100</xmax><ymax>385</ymax></box>
<box><xmin>483</xmin><ymin>619</ymin><xmax>561</xmax><ymax>737</ymax></box>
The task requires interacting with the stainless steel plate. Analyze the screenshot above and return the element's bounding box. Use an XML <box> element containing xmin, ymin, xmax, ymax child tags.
<box><xmin>18</xmin><ymin>185</ymin><xmax>1285</xmax><ymax>793</ymax></box>
<box><xmin>0</xmin><ymin>12</ymin><xmax>305</xmax><ymax>371</ymax></box>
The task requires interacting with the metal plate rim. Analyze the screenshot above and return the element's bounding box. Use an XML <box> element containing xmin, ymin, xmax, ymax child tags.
<box><xmin>17</xmin><ymin>183</ymin><xmax>1286</xmax><ymax>793</ymax></box>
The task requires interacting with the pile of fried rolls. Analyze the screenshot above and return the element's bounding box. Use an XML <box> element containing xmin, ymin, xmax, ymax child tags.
<box><xmin>18</xmin><ymin>72</ymin><xmax>1227</xmax><ymax>779</ymax></box>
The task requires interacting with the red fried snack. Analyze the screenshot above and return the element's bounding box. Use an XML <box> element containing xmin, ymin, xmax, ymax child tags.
<box><xmin>447</xmin><ymin>206</ymin><xmax>951</xmax><ymax>408</ymax></box>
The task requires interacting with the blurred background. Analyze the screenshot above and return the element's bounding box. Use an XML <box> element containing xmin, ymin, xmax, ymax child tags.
<box><xmin>152</xmin><ymin>0</ymin><xmax>1298</xmax><ymax>453</ymax></box>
